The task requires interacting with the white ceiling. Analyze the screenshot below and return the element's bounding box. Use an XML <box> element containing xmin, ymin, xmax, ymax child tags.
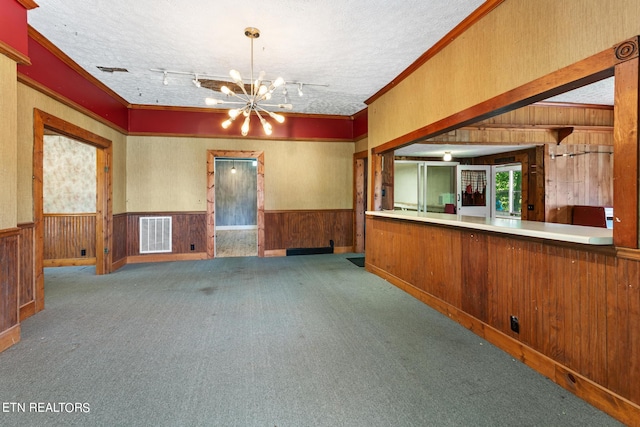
<box><xmin>28</xmin><ymin>0</ymin><xmax>491</xmax><ymax>116</ymax></box>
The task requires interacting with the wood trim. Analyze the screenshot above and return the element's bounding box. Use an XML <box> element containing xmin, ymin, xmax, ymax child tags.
<box><xmin>0</xmin><ymin>228</ymin><xmax>20</xmax><ymax>238</ymax></box>
<box><xmin>27</xmin><ymin>26</ymin><xmax>130</xmax><ymax>107</ymax></box>
<box><xmin>613</xmin><ymin>57</ymin><xmax>639</xmax><ymax>248</ymax></box>
<box><xmin>17</xmin><ymin>74</ymin><xmax>128</xmax><ymax>134</ymax></box>
<box><xmin>365</xmin><ymin>0</ymin><xmax>506</xmax><ymax>106</ymax></box>
<box><xmin>373</xmin><ymin>47</ymin><xmax>618</xmax><ymax>155</ymax></box>
<box><xmin>534</xmin><ymin>101</ymin><xmax>614</xmax><ymax>111</ymax></box>
<box><xmin>126</xmin><ymin>211</ymin><xmax>206</xmax><ymax>216</ymax></box>
<box><xmin>353</xmin><ymin>149</ymin><xmax>368</xmax><ymax>160</ymax></box>
<box><xmin>127</xmin><ymin>131</ymin><xmax>355</xmax><ymax>143</ymax></box>
<box><xmin>353</xmin><ymin>152</ymin><xmax>368</xmax><ymax>253</ymax></box>
<box><xmin>111</xmin><ymin>257</ymin><xmax>127</xmax><ymax>272</ymax></box>
<box><xmin>19</xmin><ymin>301</ymin><xmax>35</xmax><ymax>321</ymax></box>
<box><xmin>33</xmin><ymin>109</ymin><xmax>114</xmax><ymax>313</ymax></box>
<box><xmin>43</xmin><ymin>258</ymin><xmax>97</xmax><ymax>267</ymax></box>
<box><xmin>264</xmin><ymin>249</ymin><xmax>287</xmax><ymax>257</ymax></box>
<box><xmin>207</xmin><ymin>150</ymin><xmax>265</xmax><ymax>258</ymax></box>
<box><xmin>35</xmin><ymin>108</ymin><xmax>111</xmax><ymax>148</ymax></box>
<box><xmin>264</xmin><ymin>209</ymin><xmax>353</xmax><ymax>214</ymax></box>
<box><xmin>365</xmin><ymin>262</ymin><xmax>640</xmax><ymax>425</ymax></box>
<box><xmin>263</xmin><ymin>247</ymin><xmax>353</xmax><ymax>257</ymax></box>
<box><xmin>616</xmin><ymin>247</ymin><xmax>640</xmax><ymax>261</ymax></box>
<box><xmin>44</xmin><ymin>212</ymin><xmax>96</xmax><ymax>217</ymax></box>
<box><xmin>461</xmin><ymin>123</ymin><xmax>613</xmax><ymax>133</ymax></box>
<box><xmin>16</xmin><ymin>0</ymin><xmax>39</xmax><ymax>10</ymax></box>
<box><xmin>126</xmin><ymin>253</ymin><xmax>207</xmax><ymax>264</ymax></box>
<box><xmin>333</xmin><ymin>246</ymin><xmax>354</xmax><ymax>254</ymax></box>
<box><xmin>0</xmin><ymin>325</ymin><xmax>21</xmax><ymax>354</ymax></box>
<box><xmin>130</xmin><ymin>103</ymin><xmax>351</xmax><ymax>120</ymax></box>
<box><xmin>0</xmin><ymin>40</ymin><xmax>30</xmax><ymax>65</ymax></box>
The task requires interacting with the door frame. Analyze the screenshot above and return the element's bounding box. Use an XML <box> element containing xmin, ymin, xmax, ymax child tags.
<box><xmin>206</xmin><ymin>150</ymin><xmax>264</xmax><ymax>258</ymax></box>
<box><xmin>31</xmin><ymin>109</ymin><xmax>112</xmax><ymax>317</ymax></box>
<box><xmin>353</xmin><ymin>150</ymin><xmax>368</xmax><ymax>253</ymax></box>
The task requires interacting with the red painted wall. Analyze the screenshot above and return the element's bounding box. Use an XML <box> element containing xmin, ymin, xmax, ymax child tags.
<box><xmin>129</xmin><ymin>108</ymin><xmax>355</xmax><ymax>141</ymax></box>
<box><xmin>0</xmin><ymin>0</ymin><xmax>29</xmax><ymax>57</ymax></box>
<box><xmin>18</xmin><ymin>35</ymin><xmax>130</xmax><ymax>130</ymax></box>
<box><xmin>18</xmin><ymin>25</ymin><xmax>363</xmax><ymax>140</ymax></box>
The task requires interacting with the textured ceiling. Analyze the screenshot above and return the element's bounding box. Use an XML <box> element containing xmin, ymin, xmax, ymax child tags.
<box><xmin>27</xmin><ymin>1</ymin><xmax>614</xmax><ymax>118</ymax></box>
<box><xmin>26</xmin><ymin>0</ymin><xmax>486</xmax><ymax>115</ymax></box>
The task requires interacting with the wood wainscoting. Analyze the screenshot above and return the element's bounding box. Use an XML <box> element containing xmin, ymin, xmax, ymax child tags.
<box><xmin>125</xmin><ymin>212</ymin><xmax>208</xmax><ymax>263</ymax></box>
<box><xmin>111</xmin><ymin>213</ymin><xmax>127</xmax><ymax>270</ymax></box>
<box><xmin>17</xmin><ymin>222</ymin><xmax>35</xmax><ymax>320</ymax></box>
<box><xmin>365</xmin><ymin>214</ymin><xmax>640</xmax><ymax>425</ymax></box>
<box><xmin>43</xmin><ymin>213</ymin><xmax>96</xmax><ymax>266</ymax></box>
<box><xmin>264</xmin><ymin>209</ymin><xmax>354</xmax><ymax>256</ymax></box>
<box><xmin>0</xmin><ymin>228</ymin><xmax>21</xmax><ymax>352</ymax></box>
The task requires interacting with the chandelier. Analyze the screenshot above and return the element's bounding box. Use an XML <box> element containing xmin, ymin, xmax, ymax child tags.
<box><xmin>208</xmin><ymin>27</ymin><xmax>292</xmax><ymax>136</ymax></box>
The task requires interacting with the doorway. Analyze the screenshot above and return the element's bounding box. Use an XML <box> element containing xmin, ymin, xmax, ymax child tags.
<box><xmin>206</xmin><ymin>150</ymin><xmax>265</xmax><ymax>258</ymax></box>
<box><xmin>30</xmin><ymin>109</ymin><xmax>112</xmax><ymax>319</ymax></box>
<box><xmin>214</xmin><ymin>158</ymin><xmax>258</xmax><ymax>257</ymax></box>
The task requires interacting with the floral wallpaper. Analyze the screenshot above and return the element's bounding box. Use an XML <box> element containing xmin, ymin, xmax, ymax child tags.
<box><xmin>43</xmin><ymin>135</ymin><xmax>96</xmax><ymax>213</ymax></box>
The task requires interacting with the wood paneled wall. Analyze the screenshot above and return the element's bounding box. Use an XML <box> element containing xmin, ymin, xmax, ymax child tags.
<box><xmin>43</xmin><ymin>213</ymin><xmax>96</xmax><ymax>262</ymax></box>
<box><xmin>112</xmin><ymin>213</ymin><xmax>127</xmax><ymax>266</ymax></box>
<box><xmin>264</xmin><ymin>210</ymin><xmax>353</xmax><ymax>251</ymax></box>
<box><xmin>0</xmin><ymin>229</ymin><xmax>20</xmax><ymax>352</ymax></box>
<box><xmin>126</xmin><ymin>212</ymin><xmax>207</xmax><ymax>256</ymax></box>
<box><xmin>365</xmin><ymin>215</ymin><xmax>640</xmax><ymax>424</ymax></box>
<box><xmin>17</xmin><ymin>223</ymin><xmax>34</xmax><ymax>319</ymax></box>
<box><xmin>546</xmin><ymin>144</ymin><xmax>613</xmax><ymax>224</ymax></box>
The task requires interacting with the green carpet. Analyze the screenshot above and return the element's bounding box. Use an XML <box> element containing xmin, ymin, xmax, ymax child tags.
<box><xmin>0</xmin><ymin>254</ymin><xmax>621</xmax><ymax>426</ymax></box>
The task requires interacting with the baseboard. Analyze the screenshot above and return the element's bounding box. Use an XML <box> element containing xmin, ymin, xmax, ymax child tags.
<box><xmin>266</xmin><ymin>246</ymin><xmax>353</xmax><ymax>257</ymax></box>
<box><xmin>0</xmin><ymin>324</ymin><xmax>21</xmax><ymax>353</ymax></box>
<box><xmin>333</xmin><ymin>246</ymin><xmax>354</xmax><ymax>254</ymax></box>
<box><xmin>365</xmin><ymin>262</ymin><xmax>640</xmax><ymax>426</ymax></box>
<box><xmin>264</xmin><ymin>249</ymin><xmax>287</xmax><ymax>257</ymax></box>
<box><xmin>43</xmin><ymin>257</ymin><xmax>96</xmax><ymax>267</ymax></box>
<box><xmin>111</xmin><ymin>257</ymin><xmax>127</xmax><ymax>272</ymax></box>
<box><xmin>127</xmin><ymin>252</ymin><xmax>208</xmax><ymax>264</ymax></box>
<box><xmin>19</xmin><ymin>301</ymin><xmax>36</xmax><ymax>321</ymax></box>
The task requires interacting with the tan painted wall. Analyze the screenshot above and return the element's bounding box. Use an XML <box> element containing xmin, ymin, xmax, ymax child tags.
<box><xmin>354</xmin><ymin>136</ymin><xmax>368</xmax><ymax>155</ymax></box>
<box><xmin>126</xmin><ymin>136</ymin><xmax>354</xmax><ymax>212</ymax></box>
<box><xmin>16</xmin><ymin>83</ymin><xmax>127</xmax><ymax>219</ymax></box>
<box><xmin>0</xmin><ymin>55</ymin><xmax>17</xmax><ymax>229</ymax></box>
<box><xmin>368</xmin><ymin>0</ymin><xmax>640</xmax><ymax>148</ymax></box>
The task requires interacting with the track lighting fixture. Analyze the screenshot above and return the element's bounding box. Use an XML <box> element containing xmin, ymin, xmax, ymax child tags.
<box><xmin>192</xmin><ymin>74</ymin><xmax>201</xmax><ymax>88</ymax></box>
<box><xmin>231</xmin><ymin>160</ymin><xmax>236</xmax><ymax>174</ymax></box>
<box><xmin>163</xmin><ymin>71</ymin><xmax>168</xmax><ymax>86</ymax></box>
<box><xmin>282</xmin><ymin>86</ymin><xmax>289</xmax><ymax>104</ymax></box>
<box><xmin>297</xmin><ymin>83</ymin><xmax>304</xmax><ymax>97</ymax></box>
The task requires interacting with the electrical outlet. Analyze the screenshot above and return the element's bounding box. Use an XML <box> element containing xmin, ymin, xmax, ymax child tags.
<box><xmin>510</xmin><ymin>315</ymin><xmax>520</xmax><ymax>333</ymax></box>
<box><xmin>190</xmin><ymin>244</ymin><xmax>195</xmax><ymax>251</ymax></box>
<box><xmin>81</xmin><ymin>249</ymin><xmax>86</xmax><ymax>256</ymax></box>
